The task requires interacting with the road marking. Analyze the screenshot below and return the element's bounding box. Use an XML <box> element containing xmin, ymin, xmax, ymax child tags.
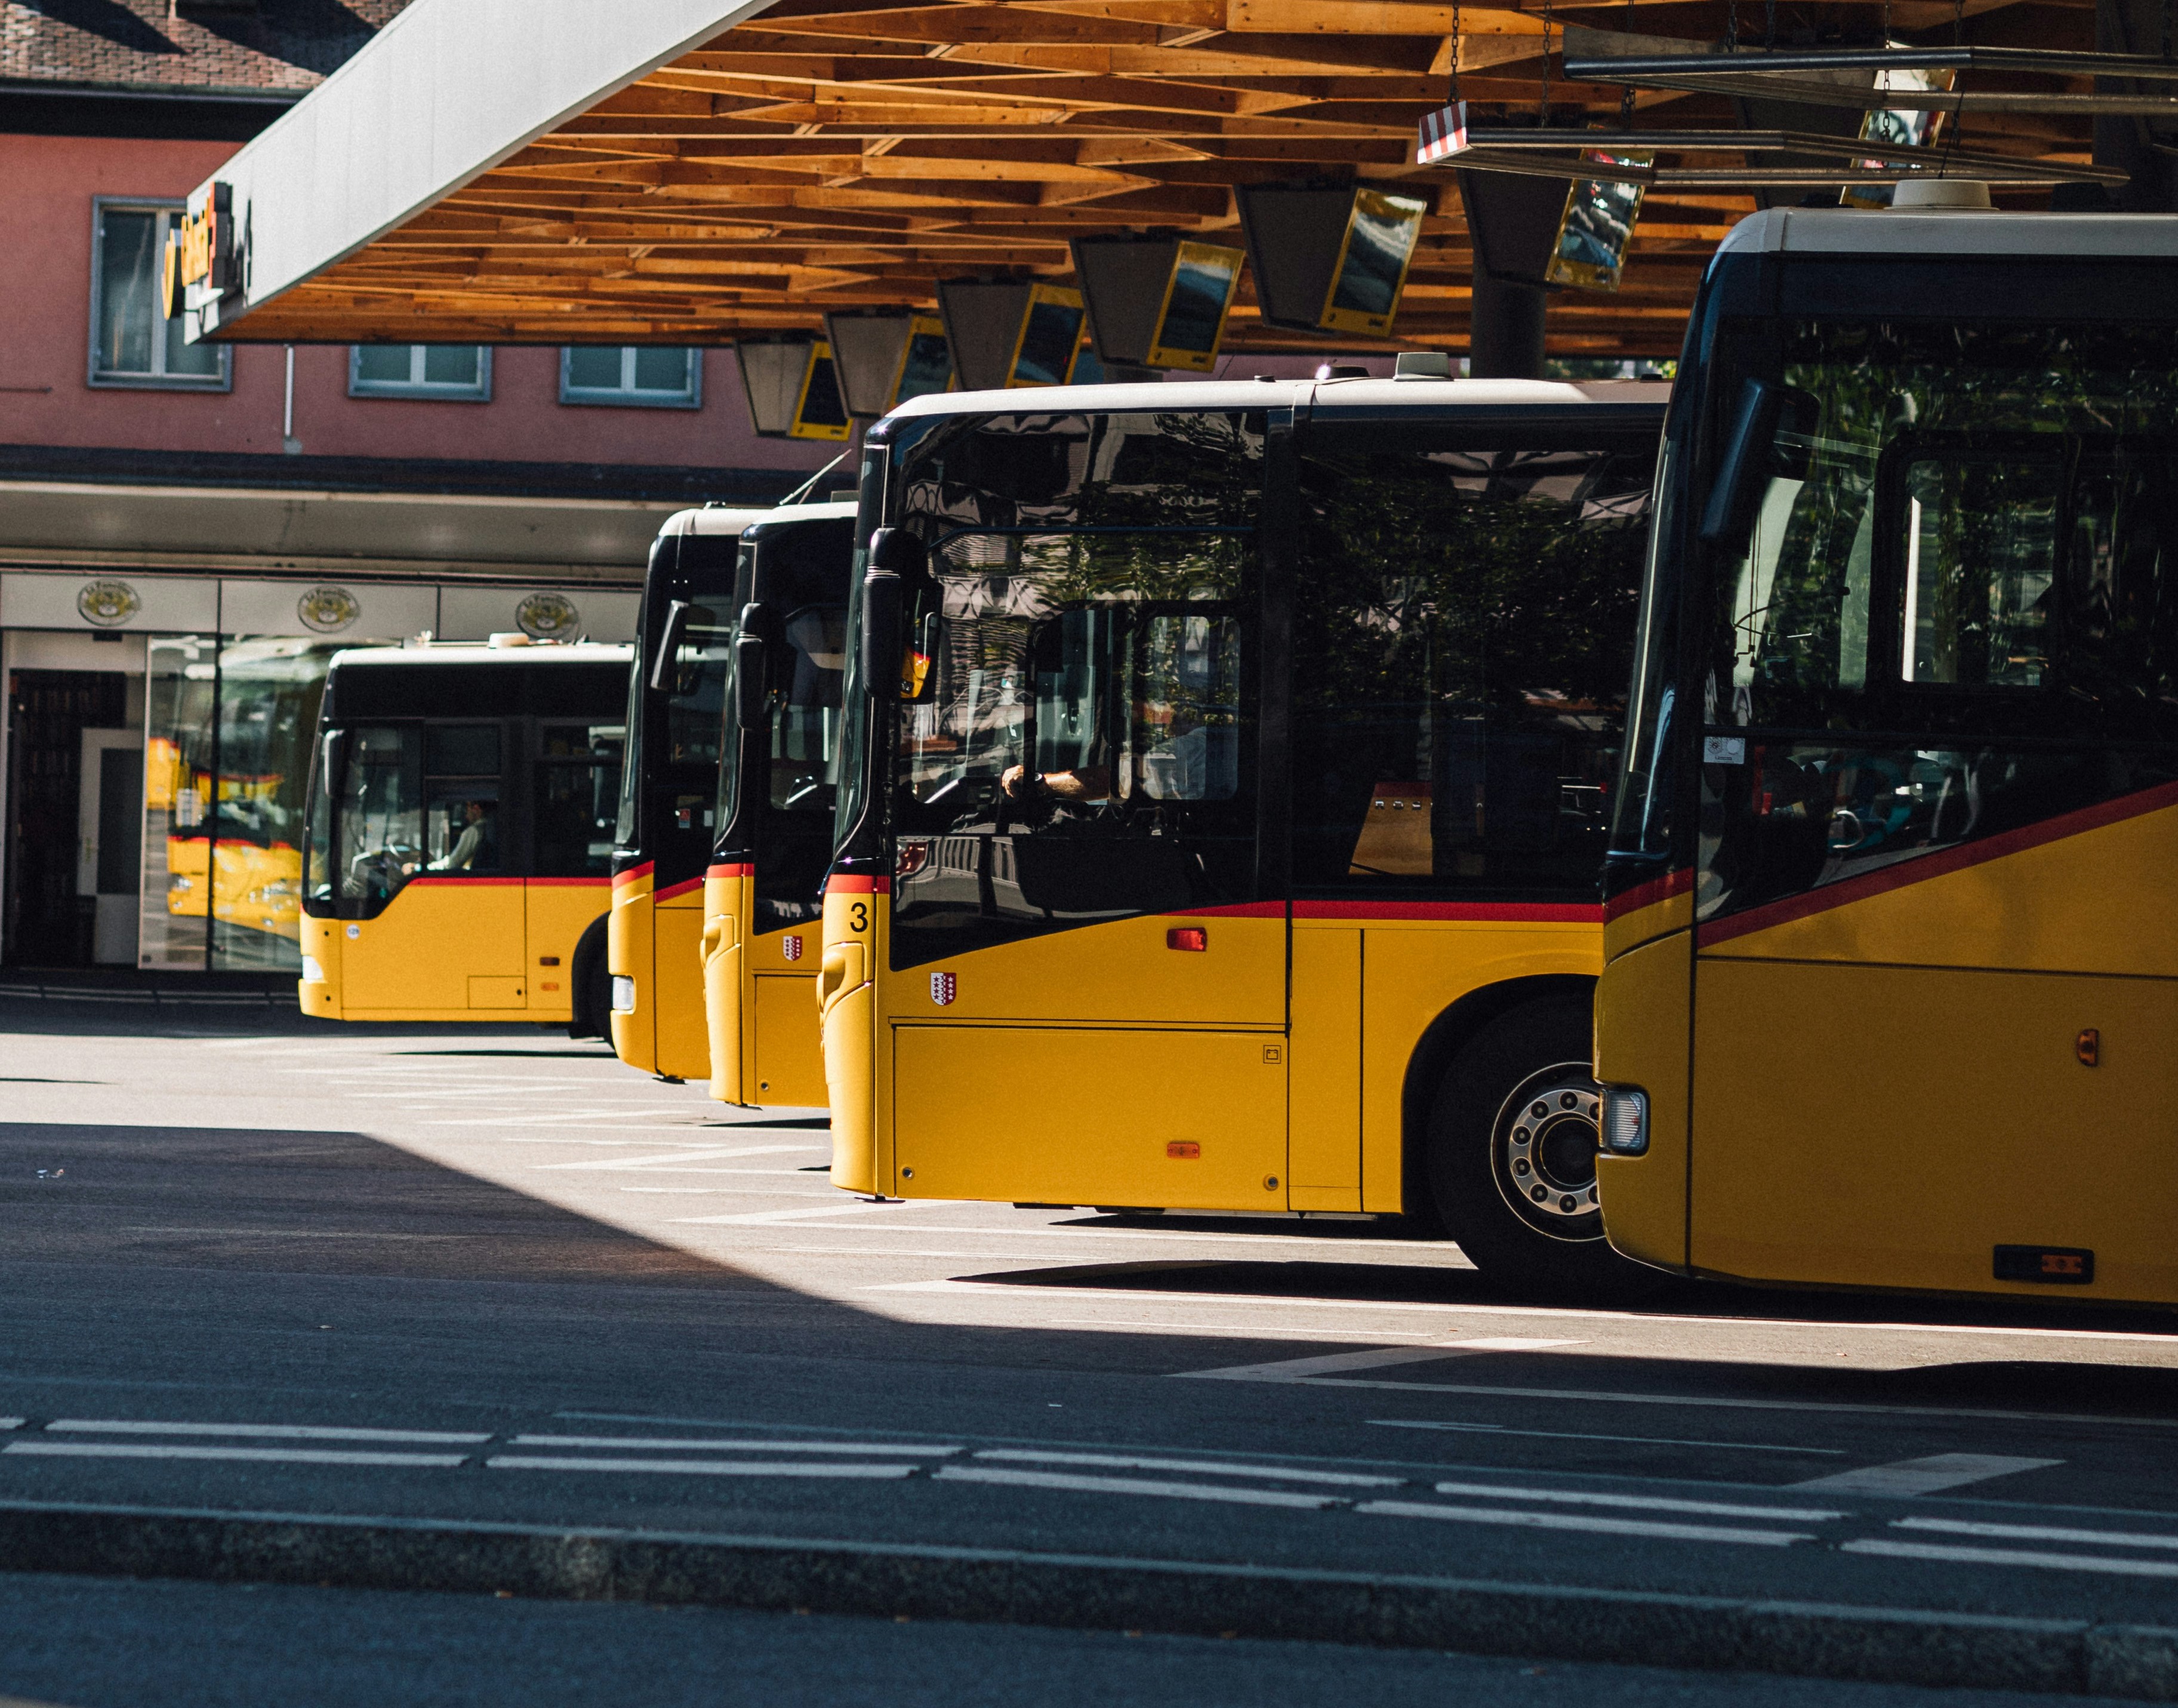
<box><xmin>4</xmin><ymin>1442</ymin><xmax>467</xmax><ymax>1467</ymax></box>
<box><xmin>509</xmin><ymin>1435</ymin><xmax>956</xmax><ymax>1456</ymax></box>
<box><xmin>1791</xmin><ymin>1454</ymin><xmax>2062</xmax><ymax>1496</ymax></box>
<box><xmin>1357</xmin><ymin>1499</ymin><xmax>1813</xmax><ymax>1547</ymax></box>
<box><xmin>487</xmin><ymin>1457</ymin><xmax>915</xmax><ymax>1478</ymax></box>
<box><xmin>1893</xmin><ymin>1516</ymin><xmax>2178</xmax><ymax>1552</ymax></box>
<box><xmin>1176</xmin><ymin>1340</ymin><xmax>1582</xmax><ymax>1382</ymax></box>
<box><xmin>971</xmin><ymin>1450</ymin><xmax>1401</xmax><ymax>1488</ymax></box>
<box><xmin>674</xmin><ymin>1200</ymin><xmax>957</xmax><ymax>1226</ymax></box>
<box><xmin>48</xmin><ymin>1420</ymin><xmax>491</xmax><ymax>1444</ymax></box>
<box><xmin>1428</xmin><ymin>1480</ymin><xmax>1844</xmax><ymax>1522</ymax></box>
<box><xmin>934</xmin><ymin>1465</ymin><xmax>1338</xmax><ymax>1509</ymax></box>
<box><xmin>535</xmin><ymin>1145</ymin><xmax>815</xmax><ymax>1172</ymax></box>
<box><xmin>1370</xmin><ymin>1419</ymin><xmax>1846</xmax><ymax>1456</ymax></box>
<box><xmin>1841</xmin><ymin>1539</ymin><xmax>2178</xmax><ymax>1579</ymax></box>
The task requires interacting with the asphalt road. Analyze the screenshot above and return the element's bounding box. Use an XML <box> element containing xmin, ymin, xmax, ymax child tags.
<box><xmin>0</xmin><ymin>989</ymin><xmax>2175</xmax><ymax>1702</ymax></box>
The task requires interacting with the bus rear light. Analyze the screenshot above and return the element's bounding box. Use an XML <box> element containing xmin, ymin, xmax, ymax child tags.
<box><xmin>2076</xmin><ymin>1028</ymin><xmax>2099</xmax><ymax>1066</ymax></box>
<box><xmin>611</xmin><ymin>976</ymin><xmax>636</xmax><ymax>1013</ymax></box>
<box><xmin>1601</xmin><ymin>1087</ymin><xmax>1649</xmax><ymax>1156</ymax></box>
<box><xmin>1166</xmin><ymin>1141</ymin><xmax>1200</xmax><ymax>1159</ymax></box>
<box><xmin>1166</xmin><ymin>927</ymin><xmax>1207</xmax><ymax>952</ymax></box>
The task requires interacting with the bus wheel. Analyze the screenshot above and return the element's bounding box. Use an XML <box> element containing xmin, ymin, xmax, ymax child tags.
<box><xmin>568</xmin><ymin>919</ymin><xmax>610</xmax><ymax>1041</ymax></box>
<box><xmin>1424</xmin><ymin>997</ymin><xmax>1656</xmax><ymax>1302</ymax></box>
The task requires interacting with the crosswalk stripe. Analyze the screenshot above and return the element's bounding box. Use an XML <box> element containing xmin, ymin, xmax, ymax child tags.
<box><xmin>1892</xmin><ymin>1516</ymin><xmax>2178</xmax><ymax>1552</ymax></box>
<box><xmin>4</xmin><ymin>1442</ymin><xmax>466</xmax><ymax>1468</ymax></box>
<box><xmin>972</xmin><ymin>1449</ymin><xmax>1400</xmax><ymax>1487</ymax></box>
<box><xmin>1429</xmin><ymin>1480</ymin><xmax>1844</xmax><ymax>1523</ymax></box>
<box><xmin>48</xmin><ymin>1420</ymin><xmax>489</xmax><ymax>1444</ymax></box>
<box><xmin>508</xmin><ymin>1435</ymin><xmax>953</xmax><ymax>1455</ymax></box>
<box><xmin>486</xmin><ymin>1456</ymin><xmax>914</xmax><ymax>1478</ymax></box>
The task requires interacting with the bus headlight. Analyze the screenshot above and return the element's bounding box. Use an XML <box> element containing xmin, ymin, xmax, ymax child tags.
<box><xmin>611</xmin><ymin>976</ymin><xmax>636</xmax><ymax>1013</ymax></box>
<box><xmin>1601</xmin><ymin>1087</ymin><xmax>1649</xmax><ymax>1156</ymax></box>
<box><xmin>300</xmin><ymin>955</ymin><xmax>325</xmax><ymax>984</ymax></box>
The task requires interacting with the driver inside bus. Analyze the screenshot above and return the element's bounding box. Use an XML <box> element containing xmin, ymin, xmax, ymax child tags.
<box><xmin>429</xmin><ymin>799</ymin><xmax>493</xmax><ymax>871</ymax></box>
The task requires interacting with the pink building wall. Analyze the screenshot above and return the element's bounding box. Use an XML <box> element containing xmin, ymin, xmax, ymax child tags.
<box><xmin>0</xmin><ymin>132</ymin><xmax>837</xmax><ymax>476</ymax></box>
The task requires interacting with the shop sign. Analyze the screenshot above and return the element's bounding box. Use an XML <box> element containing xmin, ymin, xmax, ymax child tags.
<box><xmin>295</xmin><ymin>587</ymin><xmax>362</xmax><ymax>634</ymax></box>
<box><xmin>517</xmin><ymin>591</ymin><xmax>580</xmax><ymax>640</ymax></box>
<box><xmin>76</xmin><ymin>580</ymin><xmax>141</xmax><ymax>627</ymax></box>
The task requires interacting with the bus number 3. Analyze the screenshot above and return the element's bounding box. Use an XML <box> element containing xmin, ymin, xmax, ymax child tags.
<box><xmin>850</xmin><ymin>901</ymin><xmax>868</xmax><ymax>932</ymax></box>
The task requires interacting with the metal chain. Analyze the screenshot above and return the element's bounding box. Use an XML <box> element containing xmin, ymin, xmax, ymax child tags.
<box><xmin>1541</xmin><ymin>0</ymin><xmax>1552</xmax><ymax>118</ymax></box>
<box><xmin>1450</xmin><ymin>0</ymin><xmax>1461</xmax><ymax>102</ymax></box>
<box><xmin>1727</xmin><ymin>0</ymin><xmax>1739</xmax><ymax>53</ymax></box>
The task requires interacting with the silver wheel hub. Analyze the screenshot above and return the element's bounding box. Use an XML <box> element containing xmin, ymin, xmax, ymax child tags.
<box><xmin>1491</xmin><ymin>1063</ymin><xmax>1604</xmax><ymax>1240</ymax></box>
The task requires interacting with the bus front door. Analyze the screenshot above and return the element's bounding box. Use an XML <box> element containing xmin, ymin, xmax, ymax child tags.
<box><xmin>881</xmin><ymin>593</ymin><xmax>1287</xmax><ymax>1211</ymax></box>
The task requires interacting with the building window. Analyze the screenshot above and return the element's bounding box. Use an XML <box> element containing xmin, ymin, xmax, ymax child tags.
<box><xmin>559</xmin><ymin>347</ymin><xmax>701</xmax><ymax>409</ymax></box>
<box><xmin>349</xmin><ymin>346</ymin><xmax>493</xmax><ymax>400</ymax></box>
<box><xmin>88</xmin><ymin>199</ymin><xmax>230</xmax><ymax>391</ymax></box>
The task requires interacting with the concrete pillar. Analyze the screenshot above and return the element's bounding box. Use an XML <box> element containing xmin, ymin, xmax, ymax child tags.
<box><xmin>1469</xmin><ymin>269</ymin><xmax>1548</xmax><ymax>379</ymax></box>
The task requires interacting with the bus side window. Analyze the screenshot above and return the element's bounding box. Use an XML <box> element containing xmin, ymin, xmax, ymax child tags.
<box><xmin>536</xmin><ymin>722</ymin><xmax>622</xmax><ymax>877</ymax></box>
<box><xmin>424</xmin><ymin>723</ymin><xmax>503</xmax><ymax>874</ymax></box>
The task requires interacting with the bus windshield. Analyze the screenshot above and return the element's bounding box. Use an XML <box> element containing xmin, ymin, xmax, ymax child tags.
<box><xmin>1624</xmin><ymin>317</ymin><xmax>2178</xmax><ymax>921</ymax></box>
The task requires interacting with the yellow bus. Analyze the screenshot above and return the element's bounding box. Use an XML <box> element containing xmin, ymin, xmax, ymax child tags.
<box><xmin>820</xmin><ymin>375</ymin><xmax>1665</xmax><ymax>1293</ymax></box>
<box><xmin>700</xmin><ymin>501</ymin><xmax>858</xmax><ymax>1106</ymax></box>
<box><xmin>606</xmin><ymin>506</ymin><xmax>769</xmax><ymax>1077</ymax></box>
<box><xmin>298</xmin><ymin>639</ymin><xmax>629</xmax><ymax>1026</ymax></box>
<box><xmin>1594</xmin><ymin>205</ymin><xmax>2178</xmax><ymax>1308</ymax></box>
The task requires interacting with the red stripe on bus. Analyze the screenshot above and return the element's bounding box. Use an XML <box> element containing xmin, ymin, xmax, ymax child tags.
<box><xmin>611</xmin><ymin>861</ymin><xmax>655</xmax><ymax>890</ymax></box>
<box><xmin>827</xmin><ymin>874</ymin><xmax>891</xmax><ymax>894</ymax></box>
<box><xmin>1601</xmin><ymin>865</ymin><xmax>1693</xmax><ymax>923</ymax></box>
<box><xmin>707</xmin><ymin>863</ymin><xmax>754</xmax><ymax>879</ymax></box>
<box><xmin>655</xmin><ymin>877</ymin><xmax>705</xmax><ymax>902</ymax></box>
<box><xmin>1293</xmin><ymin>899</ymin><xmax>1600</xmax><ymax>923</ymax></box>
<box><xmin>528</xmin><ymin>877</ymin><xmax>608</xmax><ymax>887</ymax></box>
<box><xmin>406</xmin><ymin>875</ymin><xmax>522</xmax><ymax>887</ymax></box>
<box><xmin>1699</xmin><ymin>778</ymin><xmax>2178</xmax><ymax>948</ymax></box>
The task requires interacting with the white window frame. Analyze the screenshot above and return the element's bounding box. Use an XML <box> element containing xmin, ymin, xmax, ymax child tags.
<box><xmin>87</xmin><ymin>197</ymin><xmax>232</xmax><ymax>392</ymax></box>
<box><xmin>559</xmin><ymin>347</ymin><xmax>701</xmax><ymax>410</ymax></box>
<box><xmin>348</xmin><ymin>345</ymin><xmax>494</xmax><ymax>401</ymax></box>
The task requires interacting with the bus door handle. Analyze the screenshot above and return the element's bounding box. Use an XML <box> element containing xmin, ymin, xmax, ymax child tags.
<box><xmin>818</xmin><ymin>941</ymin><xmax>865</xmax><ymax>1012</ymax></box>
<box><xmin>701</xmin><ymin>914</ymin><xmax>732</xmax><ymax>961</ymax></box>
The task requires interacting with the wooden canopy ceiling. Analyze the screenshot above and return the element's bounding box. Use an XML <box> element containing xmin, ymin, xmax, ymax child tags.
<box><xmin>227</xmin><ymin>0</ymin><xmax>2102</xmax><ymax>360</ymax></box>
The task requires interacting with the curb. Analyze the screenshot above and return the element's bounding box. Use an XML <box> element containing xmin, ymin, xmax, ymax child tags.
<box><xmin>0</xmin><ymin>1500</ymin><xmax>2171</xmax><ymax>1698</ymax></box>
<box><xmin>0</xmin><ymin>984</ymin><xmax>285</xmax><ymax>1009</ymax></box>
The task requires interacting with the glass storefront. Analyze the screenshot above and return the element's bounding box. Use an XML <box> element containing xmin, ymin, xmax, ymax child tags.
<box><xmin>140</xmin><ymin>636</ymin><xmax>361</xmax><ymax>973</ymax></box>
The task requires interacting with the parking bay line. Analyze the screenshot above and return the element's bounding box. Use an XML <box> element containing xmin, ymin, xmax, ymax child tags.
<box><xmin>488</xmin><ymin>1457</ymin><xmax>916</xmax><ymax>1478</ymax></box>
<box><xmin>1427</xmin><ymin>1480</ymin><xmax>1845</xmax><ymax>1523</ymax></box>
<box><xmin>675</xmin><ymin>1201</ymin><xmax>960</xmax><ymax>1226</ymax></box>
<box><xmin>48</xmin><ymin>1420</ymin><xmax>489</xmax><ymax>1444</ymax></box>
<box><xmin>1792</xmin><ymin>1454</ymin><xmax>2062</xmax><ymax>1496</ymax></box>
<box><xmin>1371</xmin><ymin>1419</ymin><xmax>1846</xmax><ymax>1456</ymax></box>
<box><xmin>971</xmin><ymin>1450</ymin><xmax>1401</xmax><ymax>1488</ymax></box>
<box><xmin>4</xmin><ymin>1442</ymin><xmax>469</xmax><ymax>1468</ymax></box>
<box><xmin>535</xmin><ymin>1145</ymin><xmax>815</xmax><ymax>1172</ymax></box>
<box><xmin>934</xmin><ymin>1465</ymin><xmax>1339</xmax><ymax>1509</ymax></box>
<box><xmin>1842</xmin><ymin>1538</ymin><xmax>2178</xmax><ymax>1579</ymax></box>
<box><xmin>509</xmin><ymin>1435</ymin><xmax>955</xmax><ymax>1455</ymax></box>
<box><xmin>1894</xmin><ymin>1515</ymin><xmax>2178</xmax><ymax>1552</ymax></box>
<box><xmin>1358</xmin><ymin>1499</ymin><xmax>1815</xmax><ymax>1547</ymax></box>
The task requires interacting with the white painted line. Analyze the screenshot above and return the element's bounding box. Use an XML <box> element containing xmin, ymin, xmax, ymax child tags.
<box><xmin>934</xmin><ymin>1465</ymin><xmax>1338</xmax><ymax>1509</ymax></box>
<box><xmin>876</xmin><ymin>1277</ymin><xmax>2178</xmax><ymax>1347</ymax></box>
<box><xmin>508</xmin><ymin>1435</ymin><xmax>956</xmax><ymax>1456</ymax></box>
<box><xmin>0</xmin><ymin>1419</ymin><xmax>21</xmax><ymax>1431</ymax></box>
<box><xmin>1358</xmin><ymin>1499</ymin><xmax>1813</xmax><ymax>1547</ymax></box>
<box><xmin>488</xmin><ymin>1456</ymin><xmax>914</xmax><ymax>1478</ymax></box>
<box><xmin>4</xmin><ymin>1442</ymin><xmax>467</xmax><ymax>1468</ymax></box>
<box><xmin>1841</xmin><ymin>1539</ymin><xmax>2178</xmax><ymax>1579</ymax></box>
<box><xmin>535</xmin><ymin>1145</ymin><xmax>814</xmax><ymax>1171</ymax></box>
<box><xmin>1791</xmin><ymin>1454</ymin><xmax>2062</xmax><ymax>1496</ymax></box>
<box><xmin>1369</xmin><ymin>1419</ymin><xmax>1846</xmax><ymax>1456</ymax></box>
<box><xmin>1176</xmin><ymin>1339</ymin><xmax>1582</xmax><ymax>1382</ymax></box>
<box><xmin>48</xmin><ymin>1420</ymin><xmax>491</xmax><ymax>1444</ymax></box>
<box><xmin>971</xmin><ymin>1450</ymin><xmax>1401</xmax><ymax>1488</ymax></box>
<box><xmin>1429</xmin><ymin>1480</ymin><xmax>1844</xmax><ymax>1523</ymax></box>
<box><xmin>674</xmin><ymin>1200</ymin><xmax>958</xmax><ymax>1226</ymax></box>
<box><xmin>1892</xmin><ymin>1516</ymin><xmax>2178</xmax><ymax>1552</ymax></box>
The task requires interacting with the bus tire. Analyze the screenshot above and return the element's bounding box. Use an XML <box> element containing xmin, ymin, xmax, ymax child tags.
<box><xmin>568</xmin><ymin>917</ymin><xmax>611</xmax><ymax>1041</ymax></box>
<box><xmin>1424</xmin><ymin>995</ymin><xmax>1658</xmax><ymax>1303</ymax></box>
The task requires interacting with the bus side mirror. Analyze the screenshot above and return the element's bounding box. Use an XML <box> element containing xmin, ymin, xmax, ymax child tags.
<box><xmin>862</xmin><ymin>529</ymin><xmax>926</xmax><ymax>699</ymax></box>
<box><xmin>1698</xmin><ymin>380</ymin><xmax>1817</xmax><ymax>557</ymax></box>
<box><xmin>648</xmin><ymin>600</ymin><xmax>693</xmax><ymax>693</ymax></box>
<box><xmin>734</xmin><ymin>634</ymin><xmax>768</xmax><ymax>725</ymax></box>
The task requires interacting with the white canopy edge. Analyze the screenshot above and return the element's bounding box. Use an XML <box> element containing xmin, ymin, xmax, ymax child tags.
<box><xmin>189</xmin><ymin>0</ymin><xmax>763</xmax><ymax>338</ymax></box>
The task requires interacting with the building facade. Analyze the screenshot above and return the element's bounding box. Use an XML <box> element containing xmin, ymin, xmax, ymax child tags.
<box><xmin>0</xmin><ymin>1</ymin><xmax>838</xmax><ymax>975</ymax></box>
